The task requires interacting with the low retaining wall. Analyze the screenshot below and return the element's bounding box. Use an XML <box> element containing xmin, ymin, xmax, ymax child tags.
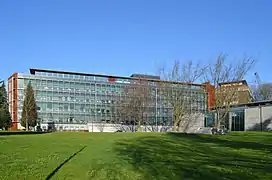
<box><xmin>87</xmin><ymin>123</ymin><xmax>173</xmax><ymax>132</ymax></box>
<box><xmin>39</xmin><ymin>113</ymin><xmax>205</xmax><ymax>133</ymax></box>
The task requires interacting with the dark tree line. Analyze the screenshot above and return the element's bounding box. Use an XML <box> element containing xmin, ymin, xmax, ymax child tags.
<box><xmin>0</xmin><ymin>80</ymin><xmax>38</xmax><ymax>131</ymax></box>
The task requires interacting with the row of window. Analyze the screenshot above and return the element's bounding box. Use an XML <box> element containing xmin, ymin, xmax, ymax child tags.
<box><xmin>18</xmin><ymin>88</ymin><xmax>205</xmax><ymax>100</ymax></box>
<box><xmin>21</xmin><ymin>73</ymin><xmax>129</xmax><ymax>83</ymax></box>
<box><xmin>19</xmin><ymin>85</ymin><xmax>204</xmax><ymax>97</ymax></box>
<box><xmin>36</xmin><ymin>112</ymin><xmax>173</xmax><ymax>118</ymax></box>
<box><xmin>18</xmin><ymin>100</ymin><xmax>179</xmax><ymax>109</ymax></box>
<box><xmin>17</xmin><ymin>89</ymin><xmax>206</xmax><ymax>108</ymax></box>
<box><xmin>19</xmin><ymin>107</ymin><xmax>174</xmax><ymax>115</ymax></box>
<box><xmin>18</xmin><ymin>76</ymin><xmax>203</xmax><ymax>90</ymax></box>
<box><xmin>32</xmin><ymin>97</ymin><xmax>204</xmax><ymax>105</ymax></box>
<box><xmin>38</xmin><ymin>116</ymin><xmax>174</xmax><ymax>124</ymax></box>
<box><xmin>33</xmin><ymin>72</ymin><xmax>128</xmax><ymax>83</ymax></box>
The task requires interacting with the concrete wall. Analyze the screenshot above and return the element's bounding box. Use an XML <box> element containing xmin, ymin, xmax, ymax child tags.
<box><xmin>88</xmin><ymin>123</ymin><xmax>118</xmax><ymax>132</ymax></box>
<box><xmin>185</xmin><ymin>113</ymin><xmax>205</xmax><ymax>133</ymax></box>
<box><xmin>40</xmin><ymin>123</ymin><xmax>88</xmax><ymax>131</ymax></box>
<box><xmin>259</xmin><ymin>106</ymin><xmax>272</xmax><ymax>130</ymax></box>
<box><xmin>88</xmin><ymin>113</ymin><xmax>204</xmax><ymax>132</ymax></box>
<box><xmin>245</xmin><ymin>106</ymin><xmax>272</xmax><ymax>131</ymax></box>
<box><xmin>87</xmin><ymin>123</ymin><xmax>172</xmax><ymax>132</ymax></box>
<box><xmin>245</xmin><ymin>107</ymin><xmax>260</xmax><ymax>131</ymax></box>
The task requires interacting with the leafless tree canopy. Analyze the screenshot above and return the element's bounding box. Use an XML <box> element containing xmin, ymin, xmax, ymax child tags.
<box><xmin>112</xmin><ymin>55</ymin><xmax>256</xmax><ymax>132</ymax></box>
<box><xmin>251</xmin><ymin>83</ymin><xmax>272</xmax><ymax>101</ymax></box>
<box><xmin>158</xmin><ymin>60</ymin><xmax>206</xmax><ymax>132</ymax></box>
<box><xmin>204</xmin><ymin>54</ymin><xmax>255</xmax><ymax>87</ymax></box>
<box><xmin>204</xmin><ymin>54</ymin><xmax>256</xmax><ymax>128</ymax></box>
<box><xmin>113</xmin><ymin>79</ymin><xmax>152</xmax><ymax>131</ymax></box>
<box><xmin>159</xmin><ymin>60</ymin><xmax>205</xmax><ymax>83</ymax></box>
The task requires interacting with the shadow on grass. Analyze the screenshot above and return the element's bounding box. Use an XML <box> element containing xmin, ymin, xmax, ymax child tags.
<box><xmin>115</xmin><ymin>133</ymin><xmax>272</xmax><ymax>180</ymax></box>
<box><xmin>46</xmin><ymin>145</ymin><xmax>87</xmax><ymax>180</ymax></box>
<box><xmin>168</xmin><ymin>132</ymin><xmax>272</xmax><ymax>152</ymax></box>
<box><xmin>0</xmin><ymin>131</ymin><xmax>50</xmax><ymax>136</ymax></box>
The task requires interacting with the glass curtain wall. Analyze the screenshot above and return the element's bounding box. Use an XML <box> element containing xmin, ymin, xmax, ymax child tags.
<box><xmin>17</xmin><ymin>72</ymin><xmax>207</xmax><ymax>126</ymax></box>
<box><xmin>231</xmin><ymin>109</ymin><xmax>245</xmax><ymax>131</ymax></box>
<box><xmin>204</xmin><ymin>108</ymin><xmax>245</xmax><ymax>131</ymax></box>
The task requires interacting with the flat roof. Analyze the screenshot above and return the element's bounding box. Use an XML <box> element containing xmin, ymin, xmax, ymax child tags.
<box><xmin>219</xmin><ymin>80</ymin><xmax>248</xmax><ymax>86</ymax></box>
<box><xmin>234</xmin><ymin>100</ymin><xmax>272</xmax><ymax>107</ymax></box>
<box><xmin>29</xmin><ymin>68</ymin><xmax>205</xmax><ymax>87</ymax></box>
<box><xmin>210</xmin><ymin>100</ymin><xmax>272</xmax><ymax>110</ymax></box>
<box><xmin>130</xmin><ymin>74</ymin><xmax>160</xmax><ymax>80</ymax></box>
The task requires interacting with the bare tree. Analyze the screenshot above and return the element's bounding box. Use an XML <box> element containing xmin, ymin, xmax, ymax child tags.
<box><xmin>251</xmin><ymin>72</ymin><xmax>272</xmax><ymax>101</ymax></box>
<box><xmin>158</xmin><ymin>60</ymin><xmax>206</xmax><ymax>132</ymax></box>
<box><xmin>110</xmin><ymin>107</ymin><xmax>125</xmax><ymax>131</ymax></box>
<box><xmin>114</xmin><ymin>79</ymin><xmax>151</xmax><ymax>132</ymax></box>
<box><xmin>96</xmin><ymin>120</ymin><xmax>106</xmax><ymax>132</ymax></box>
<box><xmin>204</xmin><ymin>54</ymin><xmax>256</xmax><ymax>129</ymax></box>
<box><xmin>251</xmin><ymin>83</ymin><xmax>272</xmax><ymax>101</ymax></box>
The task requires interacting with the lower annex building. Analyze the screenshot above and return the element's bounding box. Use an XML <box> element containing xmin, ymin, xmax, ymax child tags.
<box><xmin>8</xmin><ymin>68</ymin><xmax>212</xmax><ymax>132</ymax></box>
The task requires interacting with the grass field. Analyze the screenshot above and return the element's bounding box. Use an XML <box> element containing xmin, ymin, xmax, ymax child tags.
<box><xmin>0</xmin><ymin>132</ymin><xmax>271</xmax><ymax>180</ymax></box>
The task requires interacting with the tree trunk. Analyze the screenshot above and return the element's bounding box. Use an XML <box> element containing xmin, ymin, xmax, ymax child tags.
<box><xmin>216</xmin><ymin>111</ymin><xmax>221</xmax><ymax>129</ymax></box>
<box><xmin>137</xmin><ymin>119</ymin><xmax>141</xmax><ymax>132</ymax></box>
<box><xmin>26</xmin><ymin>111</ymin><xmax>29</xmax><ymax>131</ymax></box>
<box><xmin>183</xmin><ymin>119</ymin><xmax>191</xmax><ymax>133</ymax></box>
<box><xmin>172</xmin><ymin>120</ymin><xmax>178</xmax><ymax>132</ymax></box>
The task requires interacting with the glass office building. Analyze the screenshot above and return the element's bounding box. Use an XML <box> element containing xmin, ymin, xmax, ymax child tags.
<box><xmin>8</xmin><ymin>68</ymin><xmax>208</xmax><ymax>130</ymax></box>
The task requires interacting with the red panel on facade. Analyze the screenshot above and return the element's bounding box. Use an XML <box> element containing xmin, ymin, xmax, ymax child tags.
<box><xmin>203</xmin><ymin>82</ymin><xmax>215</xmax><ymax>111</ymax></box>
<box><xmin>108</xmin><ymin>77</ymin><xmax>116</xmax><ymax>82</ymax></box>
<box><xmin>8</xmin><ymin>73</ymin><xmax>18</xmax><ymax>130</ymax></box>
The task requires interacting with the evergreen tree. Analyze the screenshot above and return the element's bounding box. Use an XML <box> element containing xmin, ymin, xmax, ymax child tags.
<box><xmin>21</xmin><ymin>82</ymin><xmax>38</xmax><ymax>130</ymax></box>
<box><xmin>0</xmin><ymin>104</ymin><xmax>12</xmax><ymax>130</ymax></box>
<box><xmin>0</xmin><ymin>81</ymin><xmax>12</xmax><ymax>130</ymax></box>
<box><xmin>0</xmin><ymin>80</ymin><xmax>5</xmax><ymax>104</ymax></box>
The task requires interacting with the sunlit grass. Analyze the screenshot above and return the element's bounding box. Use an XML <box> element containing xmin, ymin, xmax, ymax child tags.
<box><xmin>0</xmin><ymin>132</ymin><xmax>271</xmax><ymax>180</ymax></box>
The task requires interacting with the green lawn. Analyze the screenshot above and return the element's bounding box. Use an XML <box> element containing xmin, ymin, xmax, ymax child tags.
<box><xmin>0</xmin><ymin>132</ymin><xmax>271</xmax><ymax>180</ymax></box>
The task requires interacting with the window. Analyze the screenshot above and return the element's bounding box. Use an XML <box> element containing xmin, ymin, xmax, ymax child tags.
<box><xmin>47</xmin><ymin>103</ymin><xmax>52</xmax><ymax>110</ymax></box>
<box><xmin>53</xmin><ymin>103</ymin><xmax>59</xmax><ymax>111</ymax></box>
<box><xmin>69</xmin><ymin>74</ymin><xmax>74</xmax><ymax>79</ymax></box>
<box><xmin>52</xmin><ymin>96</ymin><xmax>58</xmax><ymax>101</ymax></box>
<box><xmin>231</xmin><ymin>110</ymin><xmax>245</xmax><ymax>131</ymax></box>
<box><xmin>64</xmin><ymin>104</ymin><xmax>69</xmax><ymax>111</ymax></box>
<box><xmin>64</xmin><ymin>82</ymin><xmax>70</xmax><ymax>88</ymax></box>
<box><xmin>204</xmin><ymin>112</ymin><xmax>215</xmax><ymax>127</ymax></box>
<box><xmin>59</xmin><ymin>104</ymin><xmax>64</xmax><ymax>112</ymax></box>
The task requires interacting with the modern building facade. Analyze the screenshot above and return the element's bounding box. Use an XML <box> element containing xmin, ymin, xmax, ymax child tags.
<box><xmin>218</xmin><ymin>80</ymin><xmax>252</xmax><ymax>105</ymax></box>
<box><xmin>8</xmin><ymin>68</ymin><xmax>210</xmax><ymax>131</ymax></box>
<box><xmin>205</xmin><ymin>100</ymin><xmax>272</xmax><ymax>131</ymax></box>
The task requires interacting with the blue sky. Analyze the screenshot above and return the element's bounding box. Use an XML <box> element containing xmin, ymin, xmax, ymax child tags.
<box><xmin>1</xmin><ymin>0</ymin><xmax>272</xmax><ymax>84</ymax></box>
